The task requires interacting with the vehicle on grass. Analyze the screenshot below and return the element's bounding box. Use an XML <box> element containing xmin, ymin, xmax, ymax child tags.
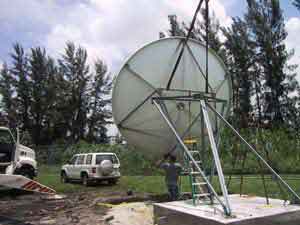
<box><xmin>61</xmin><ymin>152</ymin><xmax>121</xmax><ymax>186</ymax></box>
<box><xmin>0</xmin><ymin>127</ymin><xmax>37</xmax><ymax>179</ymax></box>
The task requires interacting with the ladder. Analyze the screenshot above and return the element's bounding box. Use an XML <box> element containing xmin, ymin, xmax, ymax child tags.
<box><xmin>184</xmin><ymin>147</ymin><xmax>213</xmax><ymax>205</ymax></box>
<box><xmin>153</xmin><ymin>99</ymin><xmax>232</xmax><ymax>216</ymax></box>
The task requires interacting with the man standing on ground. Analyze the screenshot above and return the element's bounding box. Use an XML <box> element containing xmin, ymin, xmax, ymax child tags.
<box><xmin>157</xmin><ymin>154</ymin><xmax>182</xmax><ymax>201</ymax></box>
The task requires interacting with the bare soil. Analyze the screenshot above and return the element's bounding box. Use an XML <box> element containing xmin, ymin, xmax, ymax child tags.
<box><xmin>0</xmin><ymin>190</ymin><xmax>111</xmax><ymax>225</ymax></box>
<box><xmin>0</xmin><ymin>189</ymin><xmax>164</xmax><ymax>225</ymax></box>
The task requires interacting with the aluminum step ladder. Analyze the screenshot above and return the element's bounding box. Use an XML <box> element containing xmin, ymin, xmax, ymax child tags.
<box><xmin>185</xmin><ymin>149</ymin><xmax>214</xmax><ymax>205</ymax></box>
<box><xmin>153</xmin><ymin>99</ymin><xmax>232</xmax><ymax>216</ymax></box>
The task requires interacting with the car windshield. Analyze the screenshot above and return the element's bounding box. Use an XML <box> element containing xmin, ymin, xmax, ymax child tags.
<box><xmin>95</xmin><ymin>155</ymin><xmax>118</xmax><ymax>164</ymax></box>
<box><xmin>0</xmin><ymin>130</ymin><xmax>14</xmax><ymax>145</ymax></box>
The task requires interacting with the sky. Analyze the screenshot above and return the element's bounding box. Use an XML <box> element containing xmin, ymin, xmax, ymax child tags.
<box><xmin>0</xmin><ymin>0</ymin><xmax>300</xmax><ymax>135</ymax></box>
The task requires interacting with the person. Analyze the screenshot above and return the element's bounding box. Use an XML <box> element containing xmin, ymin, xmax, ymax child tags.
<box><xmin>157</xmin><ymin>154</ymin><xmax>182</xmax><ymax>201</ymax></box>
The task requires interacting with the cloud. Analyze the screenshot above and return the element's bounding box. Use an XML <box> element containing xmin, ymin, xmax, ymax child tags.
<box><xmin>43</xmin><ymin>0</ymin><xmax>232</xmax><ymax>73</ymax></box>
<box><xmin>286</xmin><ymin>17</ymin><xmax>300</xmax><ymax>82</ymax></box>
<box><xmin>0</xmin><ymin>0</ymin><xmax>232</xmax><ymax>73</ymax></box>
<box><xmin>0</xmin><ymin>0</ymin><xmax>232</xmax><ymax>136</ymax></box>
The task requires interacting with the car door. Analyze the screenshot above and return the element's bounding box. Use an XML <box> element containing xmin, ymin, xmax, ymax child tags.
<box><xmin>85</xmin><ymin>154</ymin><xmax>93</xmax><ymax>175</ymax></box>
<box><xmin>67</xmin><ymin>155</ymin><xmax>78</xmax><ymax>179</ymax></box>
<box><xmin>74</xmin><ymin>155</ymin><xmax>85</xmax><ymax>179</ymax></box>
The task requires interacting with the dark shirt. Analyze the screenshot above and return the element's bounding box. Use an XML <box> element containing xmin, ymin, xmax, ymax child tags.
<box><xmin>160</xmin><ymin>162</ymin><xmax>182</xmax><ymax>186</ymax></box>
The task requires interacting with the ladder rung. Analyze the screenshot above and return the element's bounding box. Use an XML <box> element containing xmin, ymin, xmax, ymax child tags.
<box><xmin>190</xmin><ymin>172</ymin><xmax>201</xmax><ymax>175</ymax></box>
<box><xmin>189</xmin><ymin>160</ymin><xmax>202</xmax><ymax>164</ymax></box>
<box><xmin>189</xmin><ymin>151</ymin><xmax>200</xmax><ymax>154</ymax></box>
<box><xmin>194</xmin><ymin>193</ymin><xmax>211</xmax><ymax>197</ymax></box>
<box><xmin>192</xmin><ymin>182</ymin><xmax>206</xmax><ymax>186</ymax></box>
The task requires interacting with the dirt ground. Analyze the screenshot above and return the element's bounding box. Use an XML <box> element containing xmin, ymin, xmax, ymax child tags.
<box><xmin>0</xmin><ymin>190</ymin><xmax>155</xmax><ymax>225</ymax></box>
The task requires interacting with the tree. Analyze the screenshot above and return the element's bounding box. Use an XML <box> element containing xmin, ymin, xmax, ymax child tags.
<box><xmin>58</xmin><ymin>42</ymin><xmax>90</xmax><ymax>142</ymax></box>
<box><xmin>293</xmin><ymin>0</ymin><xmax>300</xmax><ymax>10</ymax></box>
<box><xmin>167</xmin><ymin>15</ymin><xmax>186</xmax><ymax>37</ymax></box>
<box><xmin>246</xmin><ymin>0</ymin><xmax>299</xmax><ymax>125</ymax></box>
<box><xmin>87</xmin><ymin>59</ymin><xmax>112</xmax><ymax>143</ymax></box>
<box><xmin>222</xmin><ymin>18</ymin><xmax>255</xmax><ymax>128</ymax></box>
<box><xmin>28</xmin><ymin>47</ymin><xmax>58</xmax><ymax>144</ymax></box>
<box><xmin>190</xmin><ymin>10</ymin><xmax>226</xmax><ymax>59</ymax></box>
<box><xmin>10</xmin><ymin>43</ymin><xmax>31</xmax><ymax>131</ymax></box>
<box><xmin>0</xmin><ymin>63</ymin><xmax>16</xmax><ymax>127</ymax></box>
<box><xmin>0</xmin><ymin>42</ymin><xmax>112</xmax><ymax>145</ymax></box>
<box><xmin>165</xmin><ymin>12</ymin><xmax>226</xmax><ymax>60</ymax></box>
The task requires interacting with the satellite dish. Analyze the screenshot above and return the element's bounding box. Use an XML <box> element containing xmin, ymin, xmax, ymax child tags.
<box><xmin>112</xmin><ymin>37</ymin><xmax>231</xmax><ymax>158</ymax></box>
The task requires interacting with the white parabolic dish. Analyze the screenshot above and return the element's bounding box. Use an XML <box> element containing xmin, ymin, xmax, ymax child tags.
<box><xmin>112</xmin><ymin>37</ymin><xmax>232</xmax><ymax>158</ymax></box>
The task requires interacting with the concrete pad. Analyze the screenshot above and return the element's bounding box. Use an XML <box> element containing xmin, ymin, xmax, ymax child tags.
<box><xmin>154</xmin><ymin>195</ymin><xmax>300</xmax><ymax>225</ymax></box>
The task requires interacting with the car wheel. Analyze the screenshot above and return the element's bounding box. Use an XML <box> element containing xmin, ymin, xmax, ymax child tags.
<box><xmin>108</xmin><ymin>178</ymin><xmax>118</xmax><ymax>185</ymax></box>
<box><xmin>61</xmin><ymin>171</ymin><xmax>69</xmax><ymax>183</ymax></box>
<box><xmin>16</xmin><ymin>167</ymin><xmax>34</xmax><ymax>180</ymax></box>
<box><xmin>81</xmin><ymin>173</ymin><xmax>89</xmax><ymax>186</ymax></box>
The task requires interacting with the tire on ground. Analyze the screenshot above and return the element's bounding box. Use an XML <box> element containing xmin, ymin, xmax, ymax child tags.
<box><xmin>15</xmin><ymin>165</ymin><xmax>35</xmax><ymax>180</ymax></box>
<box><xmin>81</xmin><ymin>172</ymin><xmax>89</xmax><ymax>186</ymax></box>
<box><xmin>108</xmin><ymin>178</ymin><xmax>118</xmax><ymax>185</ymax></box>
<box><xmin>61</xmin><ymin>171</ymin><xmax>69</xmax><ymax>183</ymax></box>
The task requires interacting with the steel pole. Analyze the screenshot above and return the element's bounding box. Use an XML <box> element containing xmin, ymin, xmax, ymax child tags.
<box><xmin>153</xmin><ymin>99</ymin><xmax>231</xmax><ymax>216</ymax></box>
<box><xmin>207</xmin><ymin>103</ymin><xmax>300</xmax><ymax>202</ymax></box>
<box><xmin>200</xmin><ymin>100</ymin><xmax>231</xmax><ymax>215</ymax></box>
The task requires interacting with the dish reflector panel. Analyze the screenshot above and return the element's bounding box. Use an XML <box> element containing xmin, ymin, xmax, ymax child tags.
<box><xmin>112</xmin><ymin>37</ymin><xmax>231</xmax><ymax>158</ymax></box>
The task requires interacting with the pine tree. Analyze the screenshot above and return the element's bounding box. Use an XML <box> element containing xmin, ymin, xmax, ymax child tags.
<box><xmin>246</xmin><ymin>0</ymin><xmax>298</xmax><ymax>125</ymax></box>
<box><xmin>165</xmin><ymin>12</ymin><xmax>226</xmax><ymax>61</ymax></box>
<box><xmin>10</xmin><ymin>43</ymin><xmax>31</xmax><ymax>131</ymax></box>
<box><xmin>59</xmin><ymin>42</ymin><xmax>90</xmax><ymax>142</ymax></box>
<box><xmin>190</xmin><ymin>10</ymin><xmax>225</xmax><ymax>59</ymax></box>
<box><xmin>87</xmin><ymin>59</ymin><xmax>112</xmax><ymax>143</ymax></box>
<box><xmin>28</xmin><ymin>47</ymin><xmax>58</xmax><ymax>144</ymax></box>
<box><xmin>0</xmin><ymin>63</ymin><xmax>17</xmax><ymax>127</ymax></box>
<box><xmin>168</xmin><ymin>15</ymin><xmax>186</xmax><ymax>37</ymax></box>
<box><xmin>222</xmin><ymin>18</ymin><xmax>255</xmax><ymax>128</ymax></box>
<box><xmin>293</xmin><ymin>0</ymin><xmax>300</xmax><ymax>10</ymax></box>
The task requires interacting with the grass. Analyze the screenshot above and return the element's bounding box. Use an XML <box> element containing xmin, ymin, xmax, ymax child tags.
<box><xmin>37</xmin><ymin>165</ymin><xmax>300</xmax><ymax>200</ymax></box>
<box><xmin>37</xmin><ymin>165</ymin><xmax>168</xmax><ymax>194</ymax></box>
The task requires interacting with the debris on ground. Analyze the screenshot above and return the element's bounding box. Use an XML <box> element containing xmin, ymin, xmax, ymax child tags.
<box><xmin>0</xmin><ymin>189</ymin><xmax>189</xmax><ymax>224</ymax></box>
<box><xmin>0</xmin><ymin>190</ymin><xmax>169</xmax><ymax>225</ymax></box>
<box><xmin>0</xmin><ymin>190</ymin><xmax>111</xmax><ymax>225</ymax></box>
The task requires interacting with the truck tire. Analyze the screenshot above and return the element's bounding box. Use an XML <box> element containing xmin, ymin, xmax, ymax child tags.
<box><xmin>15</xmin><ymin>167</ymin><xmax>34</xmax><ymax>180</ymax></box>
<box><xmin>81</xmin><ymin>173</ymin><xmax>89</xmax><ymax>186</ymax></box>
<box><xmin>61</xmin><ymin>171</ymin><xmax>69</xmax><ymax>183</ymax></box>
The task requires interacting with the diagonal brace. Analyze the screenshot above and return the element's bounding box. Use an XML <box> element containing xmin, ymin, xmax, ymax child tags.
<box><xmin>207</xmin><ymin>103</ymin><xmax>300</xmax><ymax>203</ymax></box>
<box><xmin>153</xmin><ymin>99</ymin><xmax>231</xmax><ymax>216</ymax></box>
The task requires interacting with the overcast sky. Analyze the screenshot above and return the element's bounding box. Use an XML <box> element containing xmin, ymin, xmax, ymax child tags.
<box><xmin>1</xmin><ymin>0</ymin><xmax>300</xmax><ymax>135</ymax></box>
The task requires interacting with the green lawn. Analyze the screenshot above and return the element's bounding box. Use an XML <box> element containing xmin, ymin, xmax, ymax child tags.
<box><xmin>37</xmin><ymin>165</ymin><xmax>300</xmax><ymax>200</ymax></box>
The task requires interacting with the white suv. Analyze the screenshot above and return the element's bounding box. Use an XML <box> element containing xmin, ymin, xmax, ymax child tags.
<box><xmin>61</xmin><ymin>153</ymin><xmax>121</xmax><ymax>186</ymax></box>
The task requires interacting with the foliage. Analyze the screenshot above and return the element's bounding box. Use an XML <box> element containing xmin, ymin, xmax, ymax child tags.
<box><xmin>219</xmin><ymin>127</ymin><xmax>300</xmax><ymax>174</ymax></box>
<box><xmin>0</xmin><ymin>42</ymin><xmax>112</xmax><ymax>145</ymax></box>
<box><xmin>222</xmin><ymin>18</ymin><xmax>255</xmax><ymax>128</ymax></box>
<box><xmin>36</xmin><ymin>124</ymin><xmax>300</xmax><ymax>175</ymax></box>
<box><xmin>163</xmin><ymin>0</ymin><xmax>300</xmax><ymax>133</ymax></box>
<box><xmin>36</xmin><ymin>142</ymin><xmax>162</xmax><ymax>176</ymax></box>
<box><xmin>245</xmin><ymin>0</ymin><xmax>299</xmax><ymax>126</ymax></box>
<box><xmin>293</xmin><ymin>0</ymin><xmax>300</xmax><ymax>11</ymax></box>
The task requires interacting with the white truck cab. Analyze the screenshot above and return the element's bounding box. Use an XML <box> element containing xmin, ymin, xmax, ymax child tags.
<box><xmin>61</xmin><ymin>152</ymin><xmax>121</xmax><ymax>186</ymax></box>
<box><xmin>0</xmin><ymin>127</ymin><xmax>37</xmax><ymax>179</ymax></box>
